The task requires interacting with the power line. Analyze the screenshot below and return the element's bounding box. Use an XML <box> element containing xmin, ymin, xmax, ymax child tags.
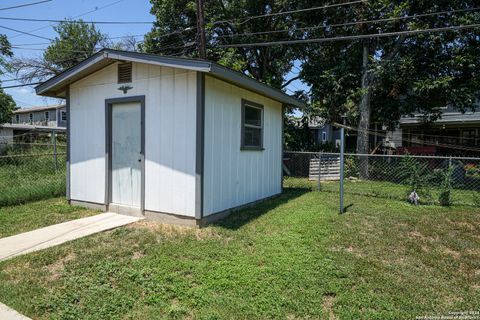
<box><xmin>216</xmin><ymin>7</ymin><xmax>480</xmax><ymax>39</ymax></box>
<box><xmin>212</xmin><ymin>0</ymin><xmax>366</xmax><ymax>25</ymax></box>
<box><xmin>1</xmin><ymin>82</ymin><xmax>42</xmax><ymax>89</ymax></box>
<box><xmin>0</xmin><ymin>25</ymin><xmax>52</xmax><ymax>41</ymax></box>
<box><xmin>0</xmin><ymin>16</ymin><xmax>153</xmax><ymax>24</ymax></box>
<box><xmin>216</xmin><ymin>23</ymin><xmax>480</xmax><ymax>47</ymax></box>
<box><xmin>9</xmin><ymin>0</ymin><xmax>127</xmax><ymax>39</ymax></box>
<box><xmin>0</xmin><ymin>0</ymin><xmax>52</xmax><ymax>11</ymax></box>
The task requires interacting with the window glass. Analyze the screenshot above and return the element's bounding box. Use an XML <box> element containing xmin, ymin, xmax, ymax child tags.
<box><xmin>241</xmin><ymin>100</ymin><xmax>263</xmax><ymax>149</ymax></box>
<box><xmin>244</xmin><ymin>105</ymin><xmax>262</xmax><ymax>127</ymax></box>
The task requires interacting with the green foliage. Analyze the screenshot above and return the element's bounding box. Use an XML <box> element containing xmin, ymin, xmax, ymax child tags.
<box><xmin>0</xmin><ymin>88</ymin><xmax>16</xmax><ymax>124</ymax></box>
<box><xmin>299</xmin><ymin>0</ymin><xmax>480</xmax><ymax>128</ymax></box>
<box><xmin>0</xmin><ymin>33</ymin><xmax>16</xmax><ymax>123</ymax></box>
<box><xmin>44</xmin><ymin>21</ymin><xmax>107</xmax><ymax>71</ymax></box>
<box><xmin>397</xmin><ymin>155</ymin><xmax>432</xmax><ymax>200</ymax></box>
<box><xmin>283</xmin><ymin>114</ymin><xmax>315</xmax><ymax>151</ymax></box>
<box><xmin>13</xmin><ymin>21</ymin><xmax>107</xmax><ymax>82</ymax></box>
<box><xmin>143</xmin><ymin>0</ymin><xmax>298</xmax><ymax>88</ymax></box>
<box><xmin>438</xmin><ymin>164</ymin><xmax>455</xmax><ymax>206</ymax></box>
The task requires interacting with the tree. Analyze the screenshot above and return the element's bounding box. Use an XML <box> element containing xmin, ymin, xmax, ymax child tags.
<box><xmin>0</xmin><ymin>34</ymin><xmax>16</xmax><ymax>123</ymax></box>
<box><xmin>13</xmin><ymin>21</ymin><xmax>108</xmax><ymax>83</ymax></box>
<box><xmin>298</xmin><ymin>0</ymin><xmax>479</xmax><ymax>175</ymax></box>
<box><xmin>142</xmin><ymin>0</ymin><xmax>300</xmax><ymax>88</ymax></box>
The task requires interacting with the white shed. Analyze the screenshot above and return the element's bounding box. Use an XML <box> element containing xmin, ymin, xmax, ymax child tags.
<box><xmin>36</xmin><ymin>49</ymin><xmax>304</xmax><ymax>226</ymax></box>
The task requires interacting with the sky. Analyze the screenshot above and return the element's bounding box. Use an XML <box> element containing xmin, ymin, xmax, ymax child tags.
<box><xmin>0</xmin><ymin>0</ymin><xmax>306</xmax><ymax>109</ymax></box>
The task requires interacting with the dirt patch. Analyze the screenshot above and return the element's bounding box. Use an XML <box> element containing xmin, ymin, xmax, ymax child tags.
<box><xmin>322</xmin><ymin>293</ymin><xmax>336</xmax><ymax>320</ymax></box>
<box><xmin>442</xmin><ymin>247</ymin><xmax>461</xmax><ymax>259</ymax></box>
<box><xmin>2</xmin><ymin>261</ymin><xmax>30</xmax><ymax>284</ymax></box>
<box><xmin>130</xmin><ymin>221</ymin><xmax>230</xmax><ymax>242</ymax></box>
<box><xmin>45</xmin><ymin>252</ymin><xmax>76</xmax><ymax>281</ymax></box>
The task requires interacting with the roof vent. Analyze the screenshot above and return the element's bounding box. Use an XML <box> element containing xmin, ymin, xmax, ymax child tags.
<box><xmin>118</xmin><ymin>62</ymin><xmax>132</xmax><ymax>83</ymax></box>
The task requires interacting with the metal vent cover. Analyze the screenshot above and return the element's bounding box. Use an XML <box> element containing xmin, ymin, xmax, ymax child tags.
<box><xmin>118</xmin><ymin>62</ymin><xmax>132</xmax><ymax>83</ymax></box>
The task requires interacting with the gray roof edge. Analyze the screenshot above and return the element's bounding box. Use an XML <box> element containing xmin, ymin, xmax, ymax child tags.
<box><xmin>35</xmin><ymin>49</ymin><xmax>305</xmax><ymax>107</ymax></box>
<box><xmin>209</xmin><ymin>64</ymin><xmax>305</xmax><ymax>108</ymax></box>
<box><xmin>35</xmin><ymin>50</ymin><xmax>107</xmax><ymax>95</ymax></box>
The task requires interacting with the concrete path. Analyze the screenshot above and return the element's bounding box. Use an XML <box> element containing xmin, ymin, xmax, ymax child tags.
<box><xmin>0</xmin><ymin>303</ymin><xmax>31</xmax><ymax>320</ymax></box>
<box><xmin>0</xmin><ymin>212</ymin><xmax>142</xmax><ymax>262</ymax></box>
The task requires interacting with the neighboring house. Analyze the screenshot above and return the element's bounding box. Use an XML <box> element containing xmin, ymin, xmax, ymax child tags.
<box><xmin>310</xmin><ymin>105</ymin><xmax>480</xmax><ymax>156</ymax></box>
<box><xmin>11</xmin><ymin>104</ymin><xmax>67</xmax><ymax>128</ymax></box>
<box><xmin>35</xmin><ymin>49</ymin><xmax>304</xmax><ymax>226</ymax></box>
<box><xmin>0</xmin><ymin>105</ymin><xmax>66</xmax><ymax>154</ymax></box>
<box><xmin>390</xmin><ymin>105</ymin><xmax>480</xmax><ymax>155</ymax></box>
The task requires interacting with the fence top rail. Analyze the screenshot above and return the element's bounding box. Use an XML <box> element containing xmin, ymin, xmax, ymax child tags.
<box><xmin>284</xmin><ymin>151</ymin><xmax>480</xmax><ymax>161</ymax></box>
<box><xmin>0</xmin><ymin>152</ymin><xmax>67</xmax><ymax>159</ymax></box>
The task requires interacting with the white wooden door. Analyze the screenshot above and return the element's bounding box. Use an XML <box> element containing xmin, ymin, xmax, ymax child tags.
<box><xmin>111</xmin><ymin>102</ymin><xmax>142</xmax><ymax>207</ymax></box>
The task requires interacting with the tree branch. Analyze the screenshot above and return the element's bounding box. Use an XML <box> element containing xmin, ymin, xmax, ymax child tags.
<box><xmin>281</xmin><ymin>75</ymin><xmax>300</xmax><ymax>88</ymax></box>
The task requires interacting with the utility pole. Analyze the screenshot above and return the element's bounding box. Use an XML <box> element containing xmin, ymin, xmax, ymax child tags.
<box><xmin>196</xmin><ymin>0</ymin><xmax>206</xmax><ymax>59</ymax></box>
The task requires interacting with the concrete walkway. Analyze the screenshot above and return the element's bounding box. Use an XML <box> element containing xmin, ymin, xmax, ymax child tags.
<box><xmin>0</xmin><ymin>212</ymin><xmax>142</xmax><ymax>262</ymax></box>
<box><xmin>0</xmin><ymin>303</ymin><xmax>31</xmax><ymax>320</ymax></box>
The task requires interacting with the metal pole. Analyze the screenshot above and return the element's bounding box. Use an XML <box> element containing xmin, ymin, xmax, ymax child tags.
<box><xmin>53</xmin><ymin>130</ymin><xmax>57</xmax><ymax>172</ymax></box>
<box><xmin>340</xmin><ymin>127</ymin><xmax>345</xmax><ymax>213</ymax></box>
<box><xmin>317</xmin><ymin>151</ymin><xmax>321</xmax><ymax>191</ymax></box>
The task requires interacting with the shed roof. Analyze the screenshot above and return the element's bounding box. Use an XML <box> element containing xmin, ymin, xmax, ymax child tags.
<box><xmin>35</xmin><ymin>49</ymin><xmax>305</xmax><ymax>108</ymax></box>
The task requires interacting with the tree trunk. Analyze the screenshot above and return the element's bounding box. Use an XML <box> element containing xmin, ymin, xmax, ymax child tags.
<box><xmin>357</xmin><ymin>43</ymin><xmax>371</xmax><ymax>179</ymax></box>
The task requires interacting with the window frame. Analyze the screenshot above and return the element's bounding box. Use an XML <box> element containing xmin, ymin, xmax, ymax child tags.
<box><xmin>29</xmin><ymin>113</ymin><xmax>33</xmax><ymax>123</ymax></box>
<box><xmin>61</xmin><ymin>110</ymin><xmax>67</xmax><ymax>121</ymax></box>
<box><xmin>322</xmin><ymin>131</ymin><xmax>327</xmax><ymax>142</ymax></box>
<box><xmin>45</xmin><ymin>111</ymin><xmax>49</xmax><ymax>121</ymax></box>
<box><xmin>15</xmin><ymin>114</ymin><xmax>19</xmax><ymax>123</ymax></box>
<box><xmin>241</xmin><ymin>99</ymin><xmax>264</xmax><ymax>151</ymax></box>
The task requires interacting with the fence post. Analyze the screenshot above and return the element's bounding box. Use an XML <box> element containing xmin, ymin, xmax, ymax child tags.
<box><xmin>340</xmin><ymin>127</ymin><xmax>345</xmax><ymax>214</ymax></box>
<box><xmin>52</xmin><ymin>130</ymin><xmax>57</xmax><ymax>172</ymax></box>
<box><xmin>317</xmin><ymin>151</ymin><xmax>322</xmax><ymax>191</ymax></box>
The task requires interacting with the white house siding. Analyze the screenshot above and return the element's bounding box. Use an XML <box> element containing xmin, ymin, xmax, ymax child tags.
<box><xmin>203</xmin><ymin>75</ymin><xmax>283</xmax><ymax>216</ymax></box>
<box><xmin>70</xmin><ymin>62</ymin><xmax>197</xmax><ymax>216</ymax></box>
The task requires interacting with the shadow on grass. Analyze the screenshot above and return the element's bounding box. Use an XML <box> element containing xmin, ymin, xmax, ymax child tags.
<box><xmin>212</xmin><ymin>188</ymin><xmax>309</xmax><ymax>230</ymax></box>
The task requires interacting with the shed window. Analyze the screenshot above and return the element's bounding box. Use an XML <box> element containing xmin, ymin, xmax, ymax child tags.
<box><xmin>61</xmin><ymin>111</ymin><xmax>67</xmax><ymax>121</ymax></box>
<box><xmin>29</xmin><ymin>113</ymin><xmax>33</xmax><ymax>123</ymax></box>
<box><xmin>241</xmin><ymin>99</ymin><xmax>263</xmax><ymax>150</ymax></box>
<box><xmin>322</xmin><ymin>132</ymin><xmax>327</xmax><ymax>142</ymax></box>
<box><xmin>117</xmin><ymin>62</ymin><xmax>132</xmax><ymax>83</ymax></box>
<box><xmin>45</xmin><ymin>111</ymin><xmax>49</xmax><ymax>120</ymax></box>
<box><xmin>15</xmin><ymin>114</ymin><xmax>19</xmax><ymax>123</ymax></box>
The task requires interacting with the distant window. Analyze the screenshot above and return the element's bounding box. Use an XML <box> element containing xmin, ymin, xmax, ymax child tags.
<box><xmin>241</xmin><ymin>99</ymin><xmax>263</xmax><ymax>150</ymax></box>
<box><xmin>29</xmin><ymin>113</ymin><xmax>33</xmax><ymax>123</ymax></box>
<box><xmin>45</xmin><ymin>111</ymin><xmax>49</xmax><ymax>120</ymax></box>
<box><xmin>15</xmin><ymin>114</ymin><xmax>19</xmax><ymax>123</ymax></box>
<box><xmin>322</xmin><ymin>132</ymin><xmax>327</xmax><ymax>142</ymax></box>
<box><xmin>61</xmin><ymin>111</ymin><xmax>67</xmax><ymax>121</ymax></box>
<box><xmin>118</xmin><ymin>62</ymin><xmax>132</xmax><ymax>83</ymax></box>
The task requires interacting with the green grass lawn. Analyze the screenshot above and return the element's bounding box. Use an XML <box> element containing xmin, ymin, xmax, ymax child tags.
<box><xmin>0</xmin><ymin>190</ymin><xmax>479</xmax><ymax>319</ymax></box>
<box><xmin>285</xmin><ymin>177</ymin><xmax>480</xmax><ymax>207</ymax></box>
<box><xmin>0</xmin><ymin>197</ymin><xmax>99</xmax><ymax>238</ymax></box>
<box><xmin>0</xmin><ymin>154</ymin><xmax>67</xmax><ymax>207</ymax></box>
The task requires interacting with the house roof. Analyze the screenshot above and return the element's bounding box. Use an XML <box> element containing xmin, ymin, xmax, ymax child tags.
<box><xmin>13</xmin><ymin>104</ymin><xmax>65</xmax><ymax>114</ymax></box>
<box><xmin>35</xmin><ymin>49</ymin><xmax>305</xmax><ymax>108</ymax></box>
<box><xmin>0</xmin><ymin>123</ymin><xmax>66</xmax><ymax>131</ymax></box>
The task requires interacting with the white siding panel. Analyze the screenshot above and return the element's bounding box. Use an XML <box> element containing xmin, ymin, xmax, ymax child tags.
<box><xmin>70</xmin><ymin>63</ymin><xmax>197</xmax><ymax>216</ymax></box>
<box><xmin>203</xmin><ymin>76</ymin><xmax>282</xmax><ymax>216</ymax></box>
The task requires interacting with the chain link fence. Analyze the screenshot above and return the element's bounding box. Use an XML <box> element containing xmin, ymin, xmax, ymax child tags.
<box><xmin>283</xmin><ymin>151</ymin><xmax>480</xmax><ymax>207</ymax></box>
<box><xmin>0</xmin><ymin>132</ymin><xmax>67</xmax><ymax>207</ymax></box>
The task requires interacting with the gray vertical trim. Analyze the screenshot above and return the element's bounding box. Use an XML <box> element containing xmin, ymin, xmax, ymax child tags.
<box><xmin>195</xmin><ymin>72</ymin><xmax>205</xmax><ymax>219</ymax></box>
<box><xmin>105</xmin><ymin>95</ymin><xmax>146</xmax><ymax>213</ymax></box>
<box><xmin>66</xmin><ymin>85</ymin><xmax>71</xmax><ymax>200</ymax></box>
